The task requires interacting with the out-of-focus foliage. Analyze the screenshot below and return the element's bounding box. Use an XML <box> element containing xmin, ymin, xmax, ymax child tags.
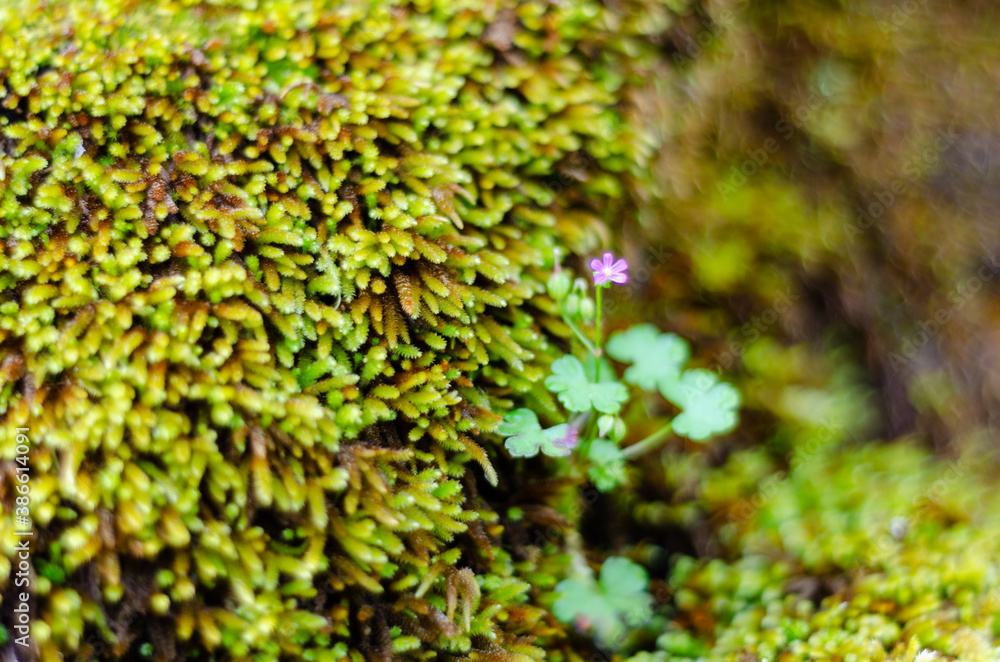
<box><xmin>620</xmin><ymin>0</ymin><xmax>1000</xmax><ymax>446</ymax></box>
<box><xmin>553</xmin><ymin>556</ymin><xmax>652</xmax><ymax>645</ymax></box>
<box><xmin>629</xmin><ymin>440</ymin><xmax>1000</xmax><ymax>662</ymax></box>
<box><xmin>606</xmin><ymin>0</ymin><xmax>1000</xmax><ymax>660</ymax></box>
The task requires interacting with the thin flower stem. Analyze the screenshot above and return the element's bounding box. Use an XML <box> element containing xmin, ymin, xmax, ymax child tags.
<box><xmin>562</xmin><ymin>311</ymin><xmax>599</xmax><ymax>356</ymax></box>
<box><xmin>620</xmin><ymin>423</ymin><xmax>673</xmax><ymax>459</ymax></box>
<box><xmin>564</xmin><ymin>529</ymin><xmax>593</xmax><ymax>581</ymax></box>
<box><xmin>580</xmin><ymin>414</ymin><xmax>599</xmax><ymax>455</ymax></box>
<box><xmin>571</xmin><ymin>411</ymin><xmax>595</xmax><ymax>457</ymax></box>
<box><xmin>594</xmin><ymin>284</ymin><xmax>604</xmax><ymax>381</ymax></box>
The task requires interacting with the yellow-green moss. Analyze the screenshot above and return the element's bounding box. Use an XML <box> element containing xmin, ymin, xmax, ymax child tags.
<box><xmin>0</xmin><ymin>1</ymin><xmax>673</xmax><ymax>660</ymax></box>
<box><xmin>5</xmin><ymin>0</ymin><xmax>999</xmax><ymax>660</ymax></box>
<box><xmin>630</xmin><ymin>440</ymin><xmax>1000</xmax><ymax>662</ymax></box>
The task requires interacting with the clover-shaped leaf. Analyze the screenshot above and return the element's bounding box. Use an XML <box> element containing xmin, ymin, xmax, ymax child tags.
<box><xmin>660</xmin><ymin>369</ymin><xmax>741</xmax><ymax>441</ymax></box>
<box><xmin>587</xmin><ymin>439</ymin><xmax>627</xmax><ymax>492</ymax></box>
<box><xmin>544</xmin><ymin>355</ymin><xmax>629</xmax><ymax>414</ymax></box>
<box><xmin>606</xmin><ymin>324</ymin><xmax>689</xmax><ymax>392</ymax></box>
<box><xmin>553</xmin><ymin>557</ymin><xmax>652</xmax><ymax>644</ymax></box>
<box><xmin>582</xmin><ymin>355</ymin><xmax>618</xmax><ymax>383</ymax></box>
<box><xmin>499</xmin><ymin>409</ymin><xmax>576</xmax><ymax>458</ymax></box>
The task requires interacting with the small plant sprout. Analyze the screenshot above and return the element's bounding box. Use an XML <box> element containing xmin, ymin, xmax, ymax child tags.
<box><xmin>502</xmin><ymin>249</ymin><xmax>744</xmax><ymax>642</ymax></box>
<box><xmin>504</xmin><ymin>249</ymin><xmax>742</xmax><ymax>471</ymax></box>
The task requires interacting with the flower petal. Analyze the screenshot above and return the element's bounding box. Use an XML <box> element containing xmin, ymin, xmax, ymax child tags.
<box><xmin>590</xmin><ymin>258</ymin><xmax>604</xmax><ymax>272</ymax></box>
<box><xmin>554</xmin><ymin>426</ymin><xmax>580</xmax><ymax>451</ymax></box>
<box><xmin>593</xmin><ymin>271</ymin><xmax>609</xmax><ymax>285</ymax></box>
<box><xmin>602</xmin><ymin>252</ymin><xmax>615</xmax><ymax>268</ymax></box>
<box><xmin>609</xmin><ymin>272</ymin><xmax>628</xmax><ymax>284</ymax></box>
<box><xmin>610</xmin><ymin>259</ymin><xmax>629</xmax><ymax>273</ymax></box>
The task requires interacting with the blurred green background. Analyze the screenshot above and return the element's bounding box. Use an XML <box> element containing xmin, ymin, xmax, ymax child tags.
<box><xmin>604</xmin><ymin>1</ymin><xmax>1000</xmax><ymax>660</ymax></box>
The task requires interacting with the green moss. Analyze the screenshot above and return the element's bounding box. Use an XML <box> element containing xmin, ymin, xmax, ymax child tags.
<box><xmin>0</xmin><ymin>1</ymin><xmax>671</xmax><ymax>660</ymax></box>
<box><xmin>6</xmin><ymin>0</ymin><xmax>999</xmax><ymax>660</ymax></box>
<box><xmin>631</xmin><ymin>441</ymin><xmax>1000</xmax><ymax>662</ymax></box>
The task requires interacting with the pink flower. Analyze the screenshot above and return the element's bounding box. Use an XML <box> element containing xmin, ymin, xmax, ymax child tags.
<box><xmin>553</xmin><ymin>425</ymin><xmax>580</xmax><ymax>452</ymax></box>
<box><xmin>590</xmin><ymin>252</ymin><xmax>629</xmax><ymax>286</ymax></box>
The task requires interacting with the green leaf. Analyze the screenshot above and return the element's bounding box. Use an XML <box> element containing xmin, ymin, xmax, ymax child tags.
<box><xmin>552</xmin><ymin>556</ymin><xmax>652</xmax><ymax>644</ymax></box>
<box><xmin>583</xmin><ymin>356</ymin><xmax>618</xmax><ymax>383</ymax></box>
<box><xmin>587</xmin><ymin>439</ymin><xmax>627</xmax><ymax>492</ymax></box>
<box><xmin>660</xmin><ymin>369</ymin><xmax>741</xmax><ymax>441</ymax></box>
<box><xmin>499</xmin><ymin>409</ymin><xmax>575</xmax><ymax>458</ymax></box>
<box><xmin>599</xmin><ymin>557</ymin><xmax>650</xmax><ymax>602</ymax></box>
<box><xmin>497</xmin><ymin>408</ymin><xmax>539</xmax><ymax>437</ymax></box>
<box><xmin>36</xmin><ymin>558</ymin><xmax>66</xmax><ymax>583</ymax></box>
<box><xmin>544</xmin><ymin>356</ymin><xmax>629</xmax><ymax>414</ymax></box>
<box><xmin>606</xmin><ymin>324</ymin><xmax>689</xmax><ymax>392</ymax></box>
<box><xmin>657</xmin><ymin>630</ymin><xmax>709</xmax><ymax>658</ymax></box>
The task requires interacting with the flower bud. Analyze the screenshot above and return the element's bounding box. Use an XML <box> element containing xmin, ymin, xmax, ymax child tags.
<box><xmin>598</xmin><ymin>416</ymin><xmax>627</xmax><ymax>442</ymax></box>
<box><xmin>579</xmin><ymin>297</ymin><xmax>595</xmax><ymax>321</ymax></box>
<box><xmin>597</xmin><ymin>415</ymin><xmax>615</xmax><ymax>438</ymax></box>
<box><xmin>547</xmin><ymin>271</ymin><xmax>572</xmax><ymax>301</ymax></box>
<box><xmin>610</xmin><ymin>418</ymin><xmax>627</xmax><ymax>442</ymax></box>
<box><xmin>563</xmin><ymin>294</ymin><xmax>580</xmax><ymax>316</ymax></box>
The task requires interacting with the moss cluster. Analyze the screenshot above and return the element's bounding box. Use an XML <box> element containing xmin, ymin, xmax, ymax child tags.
<box><xmin>0</xmin><ymin>1</ymin><xmax>672</xmax><ymax>659</ymax></box>
<box><xmin>630</xmin><ymin>441</ymin><xmax>1000</xmax><ymax>662</ymax></box>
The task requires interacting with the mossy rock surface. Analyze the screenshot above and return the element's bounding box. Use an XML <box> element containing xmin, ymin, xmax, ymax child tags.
<box><xmin>5</xmin><ymin>0</ymin><xmax>1000</xmax><ymax>661</ymax></box>
<box><xmin>0</xmin><ymin>1</ymin><xmax>669</xmax><ymax>659</ymax></box>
